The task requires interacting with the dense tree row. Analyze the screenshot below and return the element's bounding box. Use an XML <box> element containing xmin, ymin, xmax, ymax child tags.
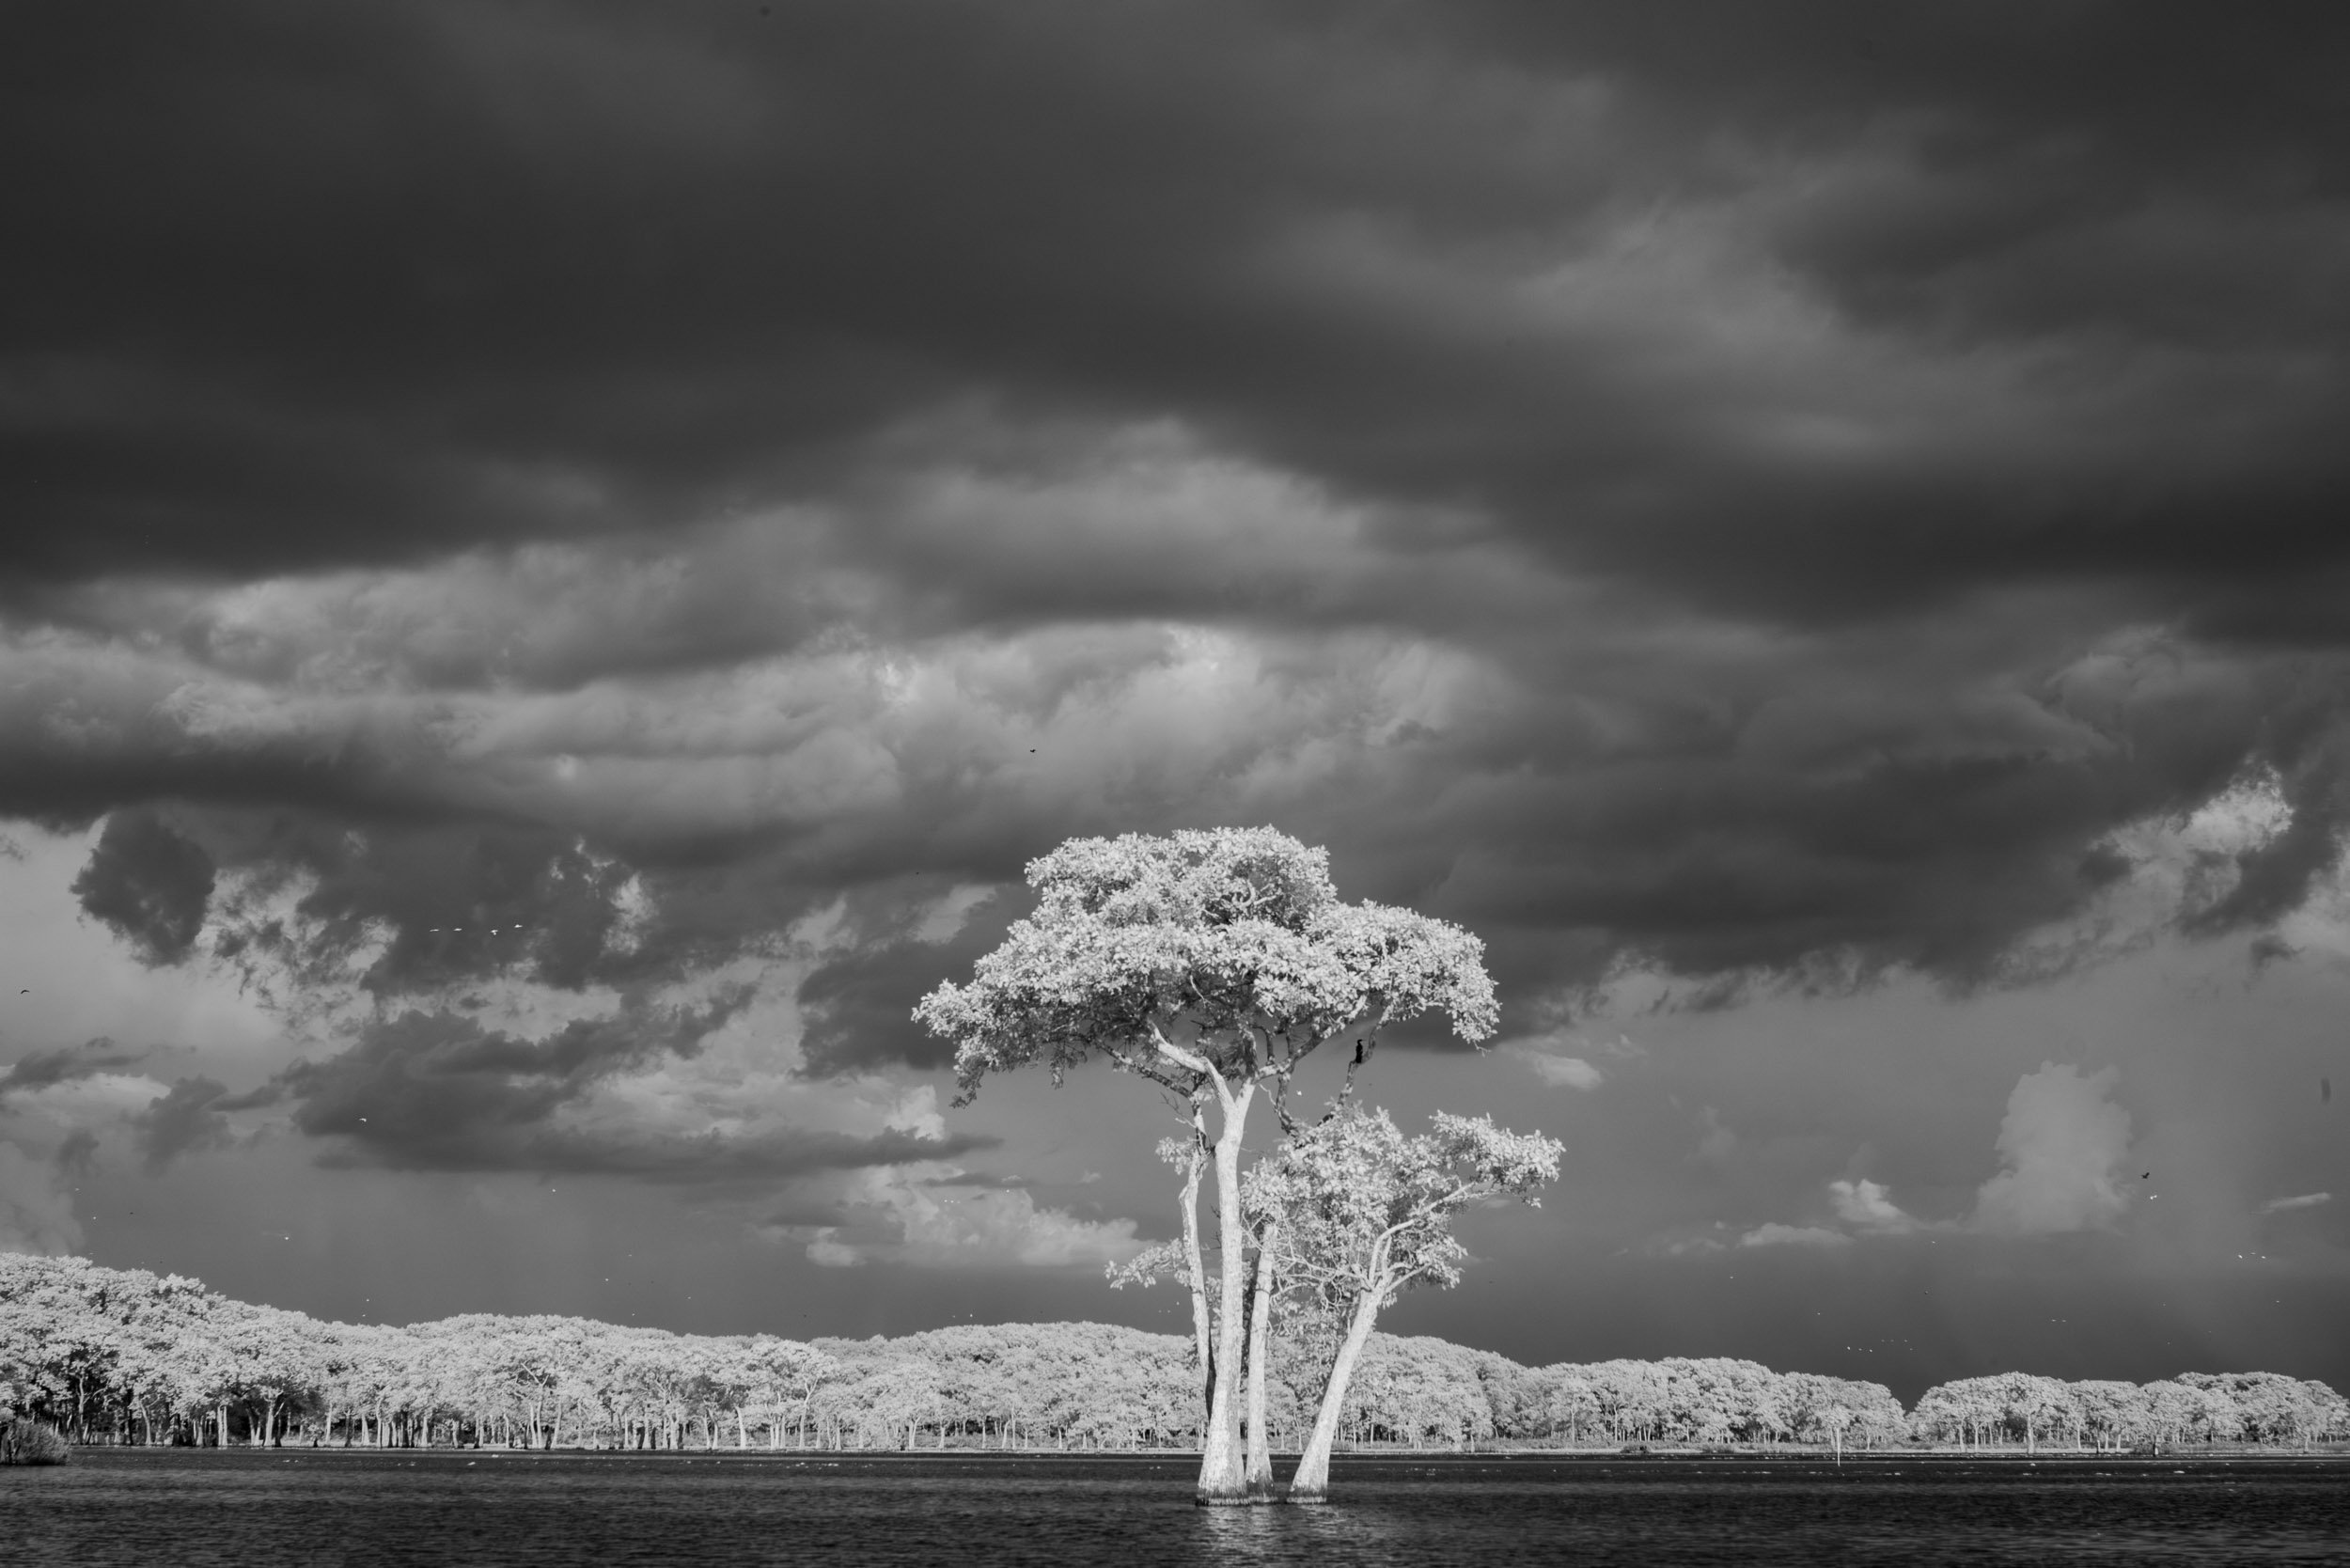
<box><xmin>4</xmin><ymin>1254</ymin><xmax>2342</xmax><ymax>1451</ymax></box>
<box><xmin>1908</xmin><ymin>1372</ymin><xmax>2346</xmax><ymax>1451</ymax></box>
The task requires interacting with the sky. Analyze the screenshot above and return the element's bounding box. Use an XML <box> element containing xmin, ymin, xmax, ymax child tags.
<box><xmin>2</xmin><ymin>0</ymin><xmax>2346</xmax><ymax>1400</ymax></box>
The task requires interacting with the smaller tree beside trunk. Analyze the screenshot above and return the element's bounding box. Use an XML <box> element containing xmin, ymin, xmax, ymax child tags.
<box><xmin>1248</xmin><ymin>1105</ymin><xmax>1561</xmax><ymax>1502</ymax></box>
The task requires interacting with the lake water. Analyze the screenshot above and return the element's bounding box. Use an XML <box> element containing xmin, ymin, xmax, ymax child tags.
<box><xmin>7</xmin><ymin>1450</ymin><xmax>2348</xmax><ymax>1565</ymax></box>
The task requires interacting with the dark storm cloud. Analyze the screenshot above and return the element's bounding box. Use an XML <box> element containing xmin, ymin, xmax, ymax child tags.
<box><xmin>2182</xmin><ymin>732</ymin><xmax>2350</xmax><ymax>939</ymax></box>
<box><xmin>85</xmin><ymin>807</ymin><xmax>850</xmax><ymax>1004</ymax></box>
<box><xmin>1420</xmin><ymin>643</ymin><xmax>2307</xmax><ymax>987</ymax></box>
<box><xmin>202</xmin><ymin>821</ymin><xmax>663</xmax><ymax>996</ymax></box>
<box><xmin>0</xmin><ymin>1038</ymin><xmax>149</xmax><ymax>1098</ymax></box>
<box><xmin>8</xmin><ymin>0</ymin><xmax>2338</xmax><ymax>611</ymax></box>
<box><xmin>795</xmin><ymin>896</ymin><xmax>1021</xmax><ymax>1077</ymax></box>
<box><xmin>132</xmin><ymin>1075</ymin><xmax>235</xmax><ymax>1174</ymax></box>
<box><xmin>274</xmin><ymin>1000</ymin><xmax>740</xmax><ymax>1168</ymax></box>
<box><xmin>70</xmin><ymin>809</ymin><xmax>216</xmax><ymax>965</ymax></box>
<box><xmin>6</xmin><ymin>0</ymin><xmax>2350</xmax><ymax>1022</ymax></box>
<box><xmin>253</xmin><ymin>990</ymin><xmax>987</xmax><ymax>1179</ymax></box>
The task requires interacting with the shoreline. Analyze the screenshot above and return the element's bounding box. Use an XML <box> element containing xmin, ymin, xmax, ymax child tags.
<box><xmin>47</xmin><ymin>1443</ymin><xmax>2350</xmax><ymax>1463</ymax></box>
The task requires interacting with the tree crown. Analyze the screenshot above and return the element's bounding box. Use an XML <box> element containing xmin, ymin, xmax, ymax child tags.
<box><xmin>915</xmin><ymin>827</ymin><xmax>1497</xmax><ymax>1105</ymax></box>
<box><xmin>1249</xmin><ymin>1105</ymin><xmax>1563</xmax><ymax>1299</ymax></box>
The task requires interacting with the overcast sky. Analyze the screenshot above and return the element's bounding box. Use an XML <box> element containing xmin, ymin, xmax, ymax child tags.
<box><xmin>4</xmin><ymin>0</ymin><xmax>2346</xmax><ymax>1398</ymax></box>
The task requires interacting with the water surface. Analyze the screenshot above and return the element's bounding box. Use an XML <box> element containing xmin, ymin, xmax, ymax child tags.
<box><xmin>7</xmin><ymin>1450</ymin><xmax>2347</xmax><ymax>1565</ymax></box>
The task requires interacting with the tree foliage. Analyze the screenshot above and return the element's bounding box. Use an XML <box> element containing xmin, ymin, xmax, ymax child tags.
<box><xmin>917</xmin><ymin>827</ymin><xmax>1496</xmax><ymax>1108</ymax></box>
<box><xmin>1253</xmin><ymin>1107</ymin><xmax>1562</xmax><ymax>1306</ymax></box>
<box><xmin>1909</xmin><ymin>1370</ymin><xmax>2347</xmax><ymax>1451</ymax></box>
<box><xmin>1247</xmin><ymin>1105</ymin><xmax>1562</xmax><ymax>1497</ymax></box>
<box><xmin>4</xmin><ymin>1253</ymin><xmax>2343</xmax><ymax>1452</ymax></box>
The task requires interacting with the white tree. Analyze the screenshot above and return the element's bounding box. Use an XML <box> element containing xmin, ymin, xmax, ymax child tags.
<box><xmin>916</xmin><ymin>827</ymin><xmax>1496</xmax><ymax>1503</ymax></box>
<box><xmin>1247</xmin><ymin>1105</ymin><xmax>1560</xmax><ymax>1502</ymax></box>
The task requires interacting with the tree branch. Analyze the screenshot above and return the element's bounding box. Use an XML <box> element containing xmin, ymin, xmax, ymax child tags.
<box><xmin>1147</xmin><ymin>1017</ymin><xmax>1222</xmax><ymax>1098</ymax></box>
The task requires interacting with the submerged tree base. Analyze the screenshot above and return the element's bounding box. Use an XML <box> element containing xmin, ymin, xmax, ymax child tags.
<box><xmin>1195</xmin><ymin>1489</ymin><xmax>1259</xmax><ymax>1507</ymax></box>
<box><xmin>1286</xmin><ymin>1490</ymin><xmax>1331</xmax><ymax>1505</ymax></box>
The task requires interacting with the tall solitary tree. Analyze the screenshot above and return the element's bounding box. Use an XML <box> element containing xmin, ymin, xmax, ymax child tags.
<box><xmin>914</xmin><ymin>826</ymin><xmax>1496</xmax><ymax>1503</ymax></box>
<box><xmin>1248</xmin><ymin>1105</ymin><xmax>1561</xmax><ymax>1502</ymax></box>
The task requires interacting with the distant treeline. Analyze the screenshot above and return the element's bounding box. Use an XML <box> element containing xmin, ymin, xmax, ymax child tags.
<box><xmin>4</xmin><ymin>1255</ymin><xmax>2343</xmax><ymax>1452</ymax></box>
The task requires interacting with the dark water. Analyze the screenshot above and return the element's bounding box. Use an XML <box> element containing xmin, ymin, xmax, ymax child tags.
<box><xmin>6</xmin><ymin>1450</ymin><xmax>2348</xmax><ymax>1566</ymax></box>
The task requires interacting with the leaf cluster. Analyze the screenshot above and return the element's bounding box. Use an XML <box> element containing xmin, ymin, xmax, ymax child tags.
<box><xmin>1248</xmin><ymin>1106</ymin><xmax>1563</xmax><ymax>1303</ymax></box>
<box><xmin>914</xmin><ymin>827</ymin><xmax>1496</xmax><ymax>1106</ymax></box>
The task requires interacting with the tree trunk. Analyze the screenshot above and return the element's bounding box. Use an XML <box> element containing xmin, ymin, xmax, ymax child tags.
<box><xmin>1244</xmin><ymin>1217</ymin><xmax>1278</xmax><ymax>1500</ymax></box>
<box><xmin>1288</xmin><ymin>1273</ymin><xmax>1388</xmax><ymax>1503</ymax></box>
<box><xmin>1178</xmin><ymin>1105</ymin><xmax>1214</xmax><ymax>1430</ymax></box>
<box><xmin>1195</xmin><ymin>1079</ymin><xmax>1256</xmax><ymax>1505</ymax></box>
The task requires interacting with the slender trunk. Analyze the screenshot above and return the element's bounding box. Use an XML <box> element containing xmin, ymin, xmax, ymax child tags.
<box><xmin>1244</xmin><ymin>1217</ymin><xmax>1278</xmax><ymax>1500</ymax></box>
<box><xmin>1288</xmin><ymin>1269</ymin><xmax>1389</xmax><ymax>1502</ymax></box>
<box><xmin>1195</xmin><ymin>1078</ymin><xmax>1256</xmax><ymax>1505</ymax></box>
<box><xmin>1178</xmin><ymin>1105</ymin><xmax>1214</xmax><ymax>1429</ymax></box>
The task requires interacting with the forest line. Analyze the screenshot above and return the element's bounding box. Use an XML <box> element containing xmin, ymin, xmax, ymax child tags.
<box><xmin>5</xmin><ymin>1254</ymin><xmax>2343</xmax><ymax>1455</ymax></box>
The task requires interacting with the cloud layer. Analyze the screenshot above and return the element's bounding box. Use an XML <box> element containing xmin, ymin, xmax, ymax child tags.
<box><xmin>3</xmin><ymin>2</ymin><xmax>2345</xmax><ymax>1029</ymax></box>
<box><xmin>4</xmin><ymin>2</ymin><xmax>2349</xmax><ymax>1295</ymax></box>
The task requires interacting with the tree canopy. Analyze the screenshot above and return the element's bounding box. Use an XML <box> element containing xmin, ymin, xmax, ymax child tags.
<box><xmin>918</xmin><ymin>826</ymin><xmax>1496</xmax><ymax>1111</ymax></box>
<box><xmin>1249</xmin><ymin>1106</ymin><xmax>1563</xmax><ymax>1497</ymax></box>
<box><xmin>4</xmin><ymin>1253</ymin><xmax>2342</xmax><ymax>1454</ymax></box>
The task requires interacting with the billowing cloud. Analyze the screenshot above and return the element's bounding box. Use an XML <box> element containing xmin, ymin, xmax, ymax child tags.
<box><xmin>70</xmin><ymin>810</ymin><xmax>214</xmax><ymax>965</ymax></box>
<box><xmin>0</xmin><ymin>1039</ymin><xmax>149</xmax><ymax>1099</ymax></box>
<box><xmin>1828</xmin><ymin>1177</ymin><xmax>1922</xmax><ymax>1235</ymax></box>
<box><xmin>274</xmin><ymin>999</ymin><xmax>732</xmax><ymax>1168</ymax></box>
<box><xmin>789</xmin><ymin>1165</ymin><xmax>1143</xmax><ymax>1270</ymax></box>
<box><xmin>1971</xmin><ymin>1063</ymin><xmax>2135</xmax><ymax>1236</ymax></box>
<box><xmin>1504</xmin><ymin>1031</ymin><xmax>1606</xmax><ymax>1091</ymax></box>
<box><xmin>1522</xmin><ymin>1054</ymin><xmax>1603</xmax><ymax>1092</ymax></box>
<box><xmin>259</xmin><ymin>997</ymin><xmax>991</xmax><ymax>1182</ymax></box>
